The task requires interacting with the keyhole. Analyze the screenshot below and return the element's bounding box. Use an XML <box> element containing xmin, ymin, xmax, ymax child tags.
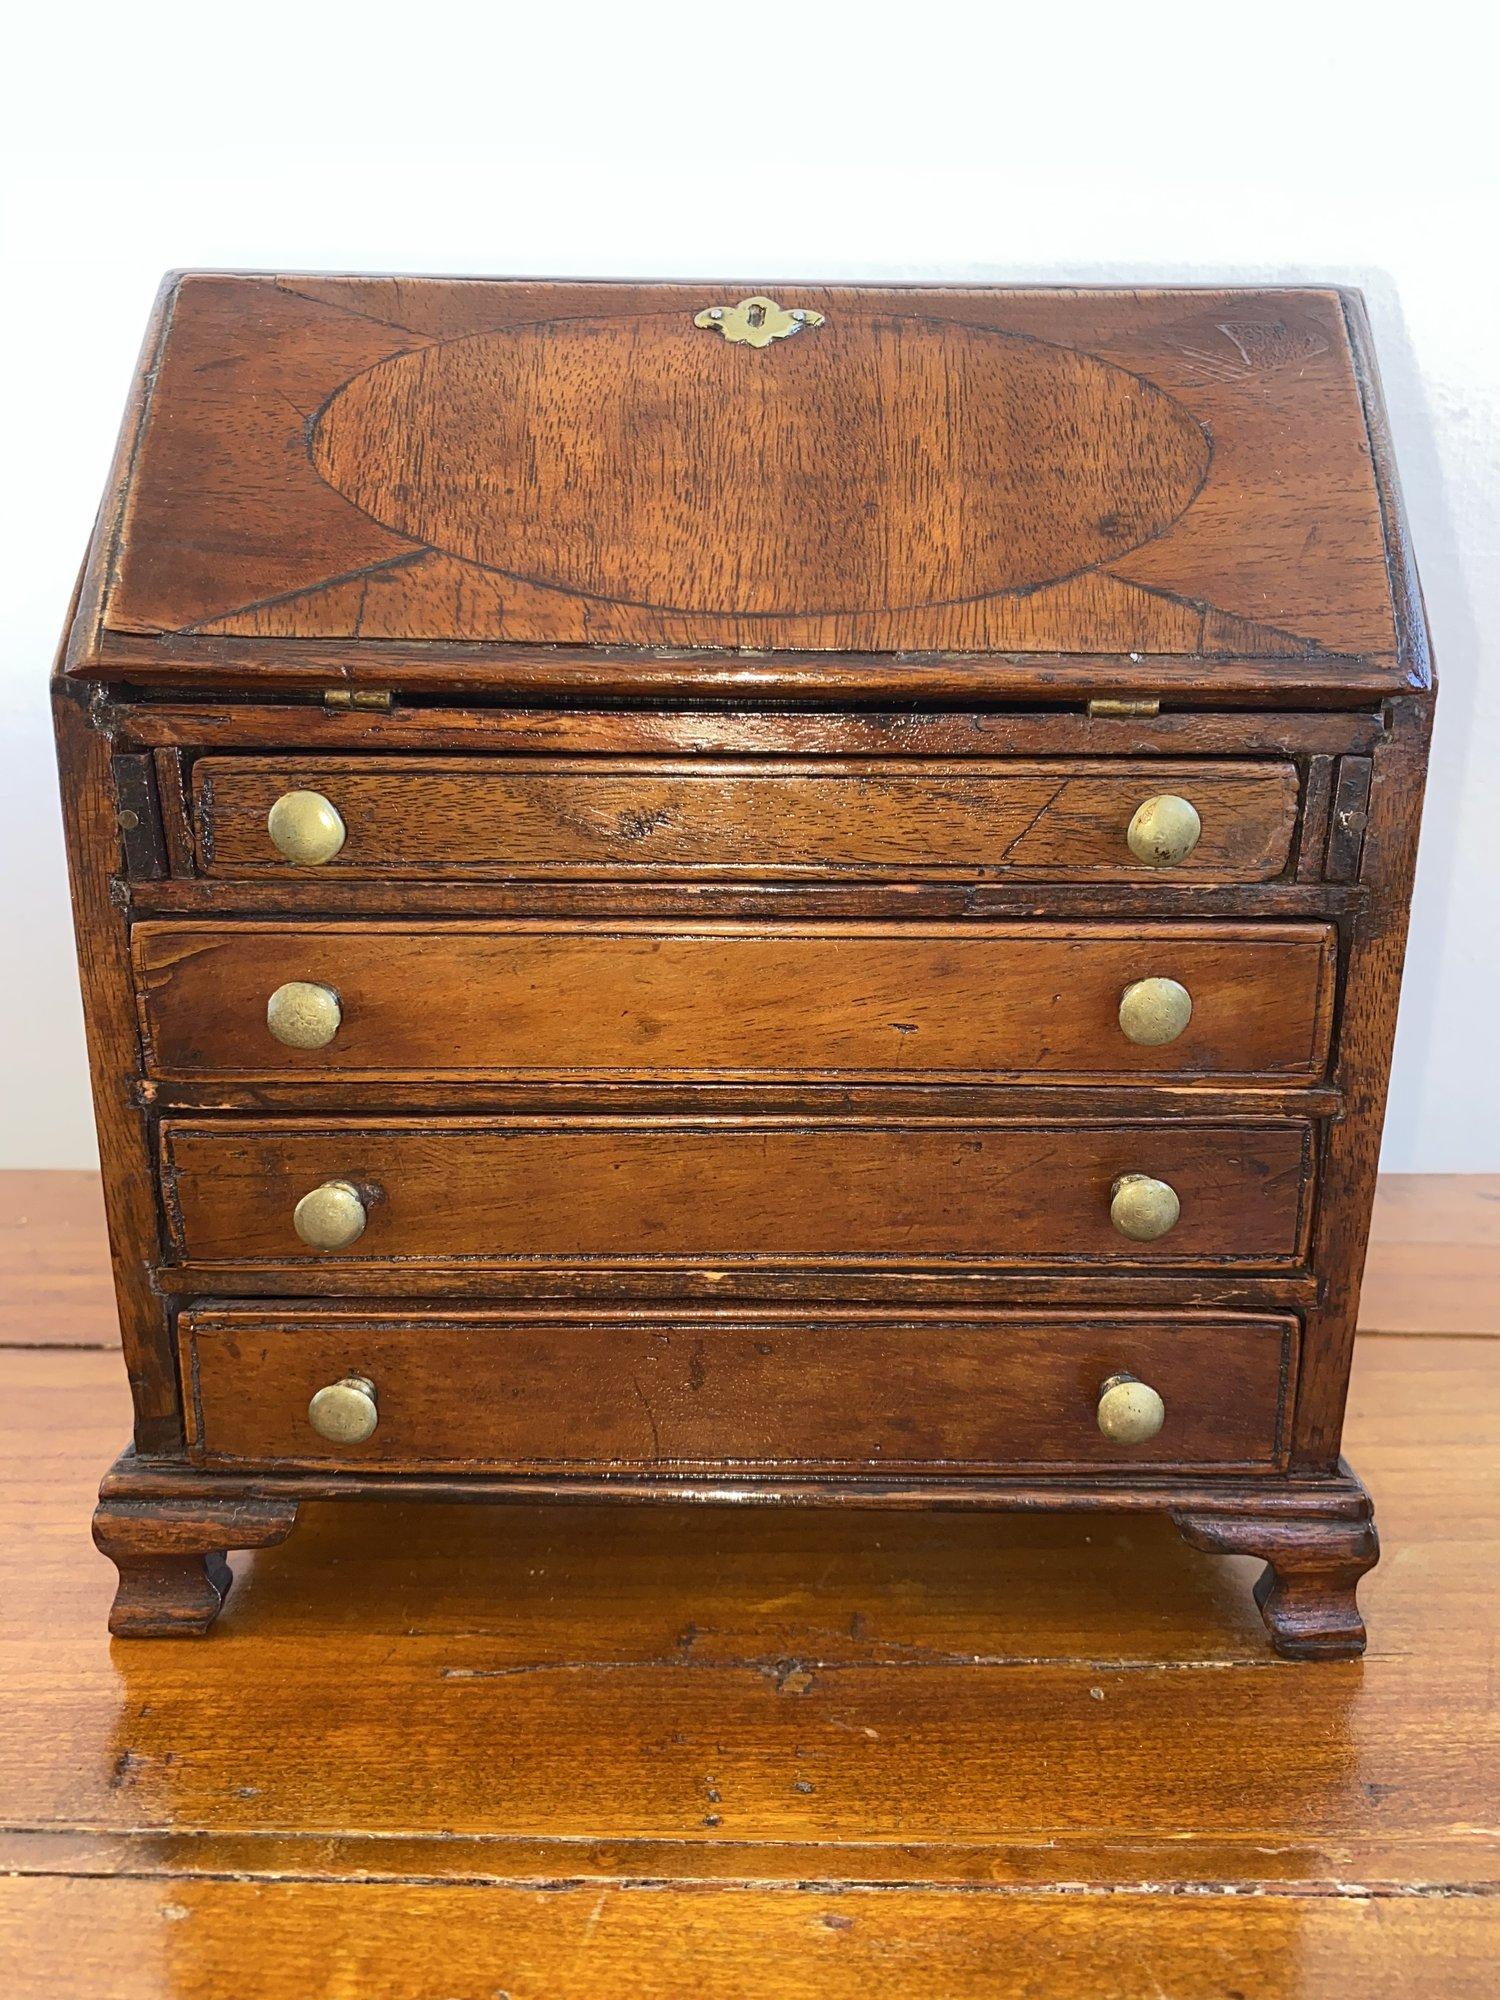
<box><xmin>746</xmin><ymin>302</ymin><xmax>766</xmax><ymax>328</ymax></box>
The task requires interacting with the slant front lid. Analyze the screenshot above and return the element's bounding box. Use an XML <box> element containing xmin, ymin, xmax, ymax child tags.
<box><xmin>71</xmin><ymin>275</ymin><xmax>1419</xmax><ymax>699</ymax></box>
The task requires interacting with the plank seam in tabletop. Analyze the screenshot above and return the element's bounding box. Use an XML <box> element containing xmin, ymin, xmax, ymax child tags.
<box><xmin>0</xmin><ymin>1857</ymin><xmax>1492</xmax><ymax>1897</ymax></box>
<box><xmin>0</xmin><ymin>1340</ymin><xmax>1494</xmax><ymax>1996</ymax></box>
<box><xmin>1</xmin><ymin>1169</ymin><xmax>1496</xmax><ymax>1999</ymax></box>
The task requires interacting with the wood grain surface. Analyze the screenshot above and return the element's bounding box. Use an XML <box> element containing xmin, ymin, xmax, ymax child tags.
<box><xmin>191</xmin><ymin>756</ymin><xmax>1300</xmax><ymax>881</ymax></box>
<box><xmin>0</xmin><ymin>1171</ymin><xmax>114</xmax><ymax>1348</ymax></box>
<box><xmin>1357</xmin><ymin>1175</ymin><xmax>1500</xmax><ymax>1334</ymax></box>
<box><xmin>72</xmin><ymin>277</ymin><xmax>1413</xmax><ymax>697</ymax></box>
<box><xmin>133</xmin><ymin>920</ymin><xmax>1337</xmax><ymax>1082</ymax></box>
<box><xmin>158</xmin><ymin>1116</ymin><xmax>1314</xmax><ymax>1269</ymax></box>
<box><xmin>3</xmin><ymin>1880</ymin><xmax>1494</xmax><ymax>2000</ymax></box>
<box><xmin>35</xmin><ymin>262</ymin><xmax>1456</xmax><ymax>1994</ymax></box>
<box><xmin>24</xmin><ymin>1170</ymin><xmax>1484</xmax><ymax>1335</ymax></box>
<box><xmin>311</xmin><ymin>307</ymin><xmax>1214</xmax><ymax>619</ymax></box>
<box><xmin>0</xmin><ymin>1204</ymin><xmax>1494</xmax><ymax>1996</ymax></box>
<box><xmin>124</xmin><ymin>700</ymin><xmax>1390</xmax><ymax>759</ymax></box>
<box><xmin>179</xmin><ymin>1306</ymin><xmax>1295</xmax><ymax>1474</ymax></box>
<box><xmin>54</xmin><ymin>686</ymin><xmax>179</xmax><ymax>1449</ymax></box>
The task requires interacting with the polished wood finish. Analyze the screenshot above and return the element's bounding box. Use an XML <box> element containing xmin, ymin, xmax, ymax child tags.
<box><xmin>310</xmin><ymin>304</ymin><xmax>1215</xmax><ymax>622</ymax></box>
<box><xmin>91</xmin><ymin>1494</ymin><xmax>298</xmax><ymax>1639</ymax></box>
<box><xmin>53</xmin><ymin>684</ymin><xmax>177</xmax><ymax>1449</ymax></box>
<box><xmin>55</xmin><ymin>278</ymin><xmax>1434</xmax><ymax>1663</ymax></box>
<box><xmin>6</xmin><ymin>1880</ymin><xmax>1494</xmax><ymax>2000</ymax></box>
<box><xmin>193</xmin><ymin>755</ymin><xmax>1300</xmax><ymax>881</ymax></box>
<box><xmin>159</xmin><ymin>1116</ymin><xmax>1314</xmax><ymax>1268</ymax></box>
<box><xmin>10</xmin><ymin>1164</ymin><xmax>1495</xmax><ymax>1334</ymax></box>
<box><xmin>73</xmin><ymin>278</ymin><xmax>1407</xmax><ymax>695</ymax></box>
<box><xmin>0</xmin><ymin>1193</ymin><xmax>1494</xmax><ymax>2000</ymax></box>
<box><xmin>179</xmin><ymin>1306</ymin><xmax>1296</xmax><ymax>1474</ymax></box>
<box><xmin>1360</xmin><ymin>1174</ymin><xmax>1500</xmax><ymax>1334</ymax></box>
<box><xmin>0</xmin><ymin>1172</ymin><xmax>114</xmax><ymax>1348</ymax></box>
<box><xmin>134</xmin><ymin>920</ymin><xmax>1337</xmax><ymax>1081</ymax></box>
<box><xmin>124</xmin><ymin>701</ymin><xmax>1391</xmax><ymax>757</ymax></box>
<box><xmin>1288</xmin><ymin>695</ymin><xmax>1432</xmax><ymax>1468</ymax></box>
<box><xmin>1173</xmin><ymin>1498</ymin><xmax>1379</xmax><ymax>1660</ymax></box>
<box><xmin>95</xmin><ymin>1454</ymin><xmax>1368</xmax><ymax>1654</ymax></box>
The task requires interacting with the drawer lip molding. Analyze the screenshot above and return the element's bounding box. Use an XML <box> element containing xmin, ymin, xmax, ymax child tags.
<box><xmin>177</xmin><ymin>1307</ymin><xmax>1299</xmax><ymax>1476</ymax></box>
<box><xmin>158</xmin><ymin>1114</ymin><xmax>1317</xmax><ymax>1272</ymax></box>
<box><xmin>133</xmin><ymin>919</ymin><xmax>1338</xmax><ymax>1085</ymax></box>
<box><xmin>191</xmin><ymin>755</ymin><xmax>1300</xmax><ymax>883</ymax></box>
<box><xmin>128</xmin><ymin>705</ymin><xmax>1388</xmax><ymax>758</ymax></box>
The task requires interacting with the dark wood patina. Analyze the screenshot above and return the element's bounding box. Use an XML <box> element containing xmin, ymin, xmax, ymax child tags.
<box><xmin>57</xmin><ymin>275</ymin><xmax>1432</xmax><ymax>1653</ymax></box>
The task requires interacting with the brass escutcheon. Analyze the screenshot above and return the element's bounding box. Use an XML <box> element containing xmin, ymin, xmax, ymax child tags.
<box><xmin>693</xmin><ymin>296</ymin><xmax>825</xmax><ymax>348</ymax></box>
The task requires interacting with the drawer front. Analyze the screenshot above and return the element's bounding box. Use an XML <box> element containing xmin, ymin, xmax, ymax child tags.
<box><xmin>180</xmin><ymin>1308</ymin><xmax>1297</xmax><ymax>1473</ymax></box>
<box><xmin>192</xmin><ymin>757</ymin><xmax>1299</xmax><ymax>882</ymax></box>
<box><xmin>135</xmin><ymin>921</ymin><xmax>1336</xmax><ymax>1082</ymax></box>
<box><xmin>161</xmin><ymin>1117</ymin><xmax>1314</xmax><ymax>1268</ymax></box>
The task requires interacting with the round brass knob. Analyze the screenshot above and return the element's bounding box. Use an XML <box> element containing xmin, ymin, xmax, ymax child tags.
<box><xmin>267</xmin><ymin>790</ymin><xmax>346</xmax><ymax>866</ymax></box>
<box><xmin>307</xmin><ymin>1374</ymin><xmax>378</xmax><ymax>1445</ymax></box>
<box><xmin>1097</xmin><ymin>1372</ymin><xmax>1166</xmax><ymax>1444</ymax></box>
<box><xmin>1110</xmin><ymin>1172</ymin><xmax>1181</xmax><ymax>1242</ymax></box>
<box><xmin>1127</xmin><ymin>793</ymin><xmax>1202</xmax><ymax>868</ymax></box>
<box><xmin>266</xmin><ymin>981</ymin><xmax>341</xmax><ymax>1050</ymax></box>
<box><xmin>293</xmin><ymin>1180</ymin><xmax>367</xmax><ymax>1251</ymax></box>
<box><xmin>1119</xmin><ymin>976</ymin><xmax>1193</xmax><ymax>1047</ymax></box>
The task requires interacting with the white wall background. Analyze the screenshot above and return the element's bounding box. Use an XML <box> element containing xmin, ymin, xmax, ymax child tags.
<box><xmin>2</xmin><ymin>2</ymin><xmax>1494</xmax><ymax>1168</ymax></box>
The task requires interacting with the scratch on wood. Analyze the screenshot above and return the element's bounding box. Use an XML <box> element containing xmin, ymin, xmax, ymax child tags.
<box><xmin>628</xmin><ymin>1373</ymin><xmax>661</xmax><ymax>1458</ymax></box>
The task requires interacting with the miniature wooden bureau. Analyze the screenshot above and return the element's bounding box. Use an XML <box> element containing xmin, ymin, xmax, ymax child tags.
<box><xmin>57</xmin><ymin>275</ymin><xmax>1433</xmax><ymax>1652</ymax></box>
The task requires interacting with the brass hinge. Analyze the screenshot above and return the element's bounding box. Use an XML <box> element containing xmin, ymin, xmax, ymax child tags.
<box><xmin>323</xmin><ymin>688</ymin><xmax>394</xmax><ymax>712</ymax></box>
<box><xmin>1087</xmin><ymin>697</ymin><xmax>1161</xmax><ymax>718</ymax></box>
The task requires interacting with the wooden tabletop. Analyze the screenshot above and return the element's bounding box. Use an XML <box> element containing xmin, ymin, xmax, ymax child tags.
<box><xmin>1</xmin><ymin>1171</ymin><xmax>1495</xmax><ymax>1996</ymax></box>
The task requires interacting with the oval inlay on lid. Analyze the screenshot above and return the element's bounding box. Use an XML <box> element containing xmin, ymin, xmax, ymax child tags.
<box><xmin>310</xmin><ymin>313</ymin><xmax>1211</xmax><ymax>619</ymax></box>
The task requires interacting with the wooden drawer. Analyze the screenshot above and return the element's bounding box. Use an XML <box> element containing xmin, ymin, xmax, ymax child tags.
<box><xmin>191</xmin><ymin>756</ymin><xmax>1300</xmax><ymax>882</ymax></box>
<box><xmin>134</xmin><ymin>920</ymin><xmax>1336</xmax><ymax>1083</ymax></box>
<box><xmin>160</xmin><ymin>1116</ymin><xmax>1314</xmax><ymax>1269</ymax></box>
<box><xmin>179</xmin><ymin>1307</ymin><xmax>1297</xmax><ymax>1473</ymax></box>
